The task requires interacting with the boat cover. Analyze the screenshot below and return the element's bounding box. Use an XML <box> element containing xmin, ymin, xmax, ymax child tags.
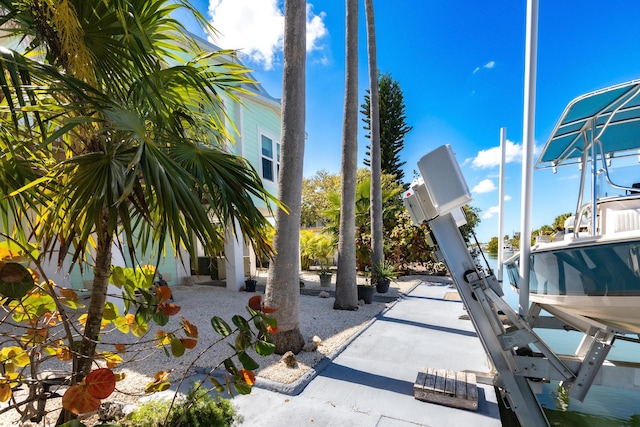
<box><xmin>537</xmin><ymin>79</ymin><xmax>640</xmax><ymax>169</ymax></box>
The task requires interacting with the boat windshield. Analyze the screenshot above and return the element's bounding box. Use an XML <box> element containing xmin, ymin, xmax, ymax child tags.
<box><xmin>596</xmin><ymin>162</ymin><xmax>640</xmax><ymax>199</ymax></box>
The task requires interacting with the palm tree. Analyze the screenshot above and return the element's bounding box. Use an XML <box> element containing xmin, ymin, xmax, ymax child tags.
<box><xmin>0</xmin><ymin>0</ymin><xmax>276</xmax><ymax>388</ymax></box>
<box><xmin>264</xmin><ymin>0</ymin><xmax>306</xmax><ymax>354</ymax></box>
<box><xmin>323</xmin><ymin>174</ymin><xmax>403</xmax><ymax>270</ymax></box>
<box><xmin>364</xmin><ymin>0</ymin><xmax>384</xmax><ymax>283</ymax></box>
<box><xmin>334</xmin><ymin>0</ymin><xmax>359</xmax><ymax>310</ymax></box>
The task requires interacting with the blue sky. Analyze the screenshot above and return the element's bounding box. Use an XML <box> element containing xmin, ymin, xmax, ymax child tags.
<box><xmin>184</xmin><ymin>1</ymin><xmax>640</xmax><ymax>242</ymax></box>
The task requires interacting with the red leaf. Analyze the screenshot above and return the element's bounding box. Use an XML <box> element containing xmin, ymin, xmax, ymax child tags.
<box><xmin>240</xmin><ymin>369</ymin><xmax>256</xmax><ymax>386</ymax></box>
<box><xmin>180</xmin><ymin>316</ymin><xmax>199</xmax><ymax>338</ymax></box>
<box><xmin>248</xmin><ymin>295</ymin><xmax>262</xmax><ymax>311</ymax></box>
<box><xmin>62</xmin><ymin>384</ymin><xmax>100</xmax><ymax>415</ymax></box>
<box><xmin>266</xmin><ymin>324</ymin><xmax>278</xmax><ymax>334</ymax></box>
<box><xmin>85</xmin><ymin>368</ymin><xmax>116</xmax><ymax>399</ymax></box>
<box><xmin>180</xmin><ymin>338</ymin><xmax>198</xmax><ymax>349</ymax></box>
<box><xmin>156</xmin><ymin>285</ymin><xmax>172</xmax><ymax>302</ymax></box>
<box><xmin>159</xmin><ymin>302</ymin><xmax>181</xmax><ymax>316</ymax></box>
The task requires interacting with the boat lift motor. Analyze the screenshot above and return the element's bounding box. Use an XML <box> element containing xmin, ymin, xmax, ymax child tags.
<box><xmin>404</xmin><ymin>144</ymin><xmax>559</xmax><ymax>427</ymax></box>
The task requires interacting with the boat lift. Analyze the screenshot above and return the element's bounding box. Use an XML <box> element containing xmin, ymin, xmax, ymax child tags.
<box><xmin>404</xmin><ymin>145</ymin><xmax>640</xmax><ymax>427</ymax></box>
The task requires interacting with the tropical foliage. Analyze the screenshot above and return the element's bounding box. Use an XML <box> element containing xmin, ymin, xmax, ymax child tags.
<box><xmin>0</xmin><ymin>0</ymin><xmax>279</xmax><ymax>422</ymax></box>
<box><xmin>323</xmin><ymin>172</ymin><xmax>404</xmax><ymax>270</ymax></box>
<box><xmin>386</xmin><ymin>211</ymin><xmax>435</xmax><ymax>271</ymax></box>
<box><xmin>486</xmin><ymin>212</ymin><xmax>571</xmax><ymax>253</ymax></box>
<box><xmin>0</xmin><ymin>242</ymin><xmax>276</xmax><ymax>424</ymax></box>
<box><xmin>300</xmin><ymin>170</ymin><xmax>341</xmax><ymax>228</ymax></box>
<box><xmin>361</xmin><ymin>72</ymin><xmax>413</xmax><ymax>184</ymax></box>
<box><xmin>300</xmin><ymin>231</ymin><xmax>336</xmax><ymax>275</ymax></box>
<box><xmin>122</xmin><ymin>382</ymin><xmax>239</xmax><ymax>427</ymax></box>
<box><xmin>460</xmin><ymin>205</ymin><xmax>482</xmax><ymax>243</ymax></box>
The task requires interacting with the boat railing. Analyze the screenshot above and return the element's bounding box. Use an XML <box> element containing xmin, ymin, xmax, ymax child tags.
<box><xmin>571</xmin><ymin>194</ymin><xmax>640</xmax><ymax>237</ymax></box>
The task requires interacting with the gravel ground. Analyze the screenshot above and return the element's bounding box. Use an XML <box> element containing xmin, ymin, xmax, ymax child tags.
<box><xmin>0</xmin><ymin>271</ymin><xmax>426</xmax><ymax>426</ymax></box>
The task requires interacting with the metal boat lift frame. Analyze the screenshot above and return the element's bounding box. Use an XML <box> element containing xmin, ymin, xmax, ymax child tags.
<box><xmin>406</xmin><ymin>145</ymin><xmax>640</xmax><ymax>427</ymax></box>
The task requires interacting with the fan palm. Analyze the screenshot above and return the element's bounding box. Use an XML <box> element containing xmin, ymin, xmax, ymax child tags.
<box><xmin>0</xmin><ymin>0</ymin><xmax>278</xmax><ymax>387</ymax></box>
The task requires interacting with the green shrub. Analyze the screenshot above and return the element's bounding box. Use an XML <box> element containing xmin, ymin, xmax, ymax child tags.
<box><xmin>122</xmin><ymin>382</ymin><xmax>240</xmax><ymax>427</ymax></box>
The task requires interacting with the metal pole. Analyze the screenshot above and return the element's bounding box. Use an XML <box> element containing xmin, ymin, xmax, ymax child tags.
<box><xmin>498</xmin><ymin>127</ymin><xmax>507</xmax><ymax>281</ymax></box>
<box><xmin>590</xmin><ymin>119</ymin><xmax>598</xmax><ymax>235</ymax></box>
<box><xmin>519</xmin><ymin>0</ymin><xmax>538</xmax><ymax>317</ymax></box>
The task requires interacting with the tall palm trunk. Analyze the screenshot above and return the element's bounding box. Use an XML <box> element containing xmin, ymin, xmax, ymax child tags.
<box><xmin>334</xmin><ymin>0</ymin><xmax>359</xmax><ymax>310</ymax></box>
<box><xmin>264</xmin><ymin>0</ymin><xmax>306</xmax><ymax>354</ymax></box>
<box><xmin>365</xmin><ymin>0</ymin><xmax>384</xmax><ymax>279</ymax></box>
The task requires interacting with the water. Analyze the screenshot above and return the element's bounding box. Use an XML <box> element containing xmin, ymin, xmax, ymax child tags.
<box><xmin>481</xmin><ymin>254</ymin><xmax>640</xmax><ymax>425</ymax></box>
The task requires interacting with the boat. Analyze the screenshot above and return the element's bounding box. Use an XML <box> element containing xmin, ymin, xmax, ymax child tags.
<box><xmin>504</xmin><ymin>79</ymin><xmax>640</xmax><ymax>335</ymax></box>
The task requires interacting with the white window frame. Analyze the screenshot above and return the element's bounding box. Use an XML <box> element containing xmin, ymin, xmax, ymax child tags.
<box><xmin>259</xmin><ymin>131</ymin><xmax>280</xmax><ymax>183</ymax></box>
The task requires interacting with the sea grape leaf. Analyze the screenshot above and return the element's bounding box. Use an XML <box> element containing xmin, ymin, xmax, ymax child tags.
<box><xmin>238</xmin><ymin>351</ymin><xmax>259</xmax><ymax>371</ymax></box>
<box><xmin>211</xmin><ymin>316</ymin><xmax>232</xmax><ymax>337</ymax></box>
<box><xmin>85</xmin><ymin>368</ymin><xmax>116</xmax><ymax>399</ymax></box>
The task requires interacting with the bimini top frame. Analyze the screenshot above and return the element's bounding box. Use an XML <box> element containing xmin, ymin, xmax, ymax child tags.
<box><xmin>537</xmin><ymin>79</ymin><xmax>640</xmax><ymax>169</ymax></box>
<box><xmin>536</xmin><ymin>79</ymin><xmax>640</xmax><ymax>236</ymax></box>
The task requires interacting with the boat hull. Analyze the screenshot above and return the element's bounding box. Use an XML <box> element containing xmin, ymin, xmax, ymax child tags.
<box><xmin>505</xmin><ymin>231</ymin><xmax>640</xmax><ymax>334</ymax></box>
<box><xmin>530</xmin><ymin>294</ymin><xmax>640</xmax><ymax>334</ymax></box>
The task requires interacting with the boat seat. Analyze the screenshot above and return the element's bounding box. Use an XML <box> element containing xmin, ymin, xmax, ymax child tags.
<box><xmin>604</xmin><ymin>208</ymin><xmax>640</xmax><ymax>233</ymax></box>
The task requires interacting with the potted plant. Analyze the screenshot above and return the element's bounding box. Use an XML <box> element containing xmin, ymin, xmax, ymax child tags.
<box><xmin>244</xmin><ymin>263</ymin><xmax>257</xmax><ymax>292</ymax></box>
<box><xmin>357</xmin><ymin>267</ymin><xmax>376</xmax><ymax>304</ymax></box>
<box><xmin>372</xmin><ymin>260</ymin><xmax>397</xmax><ymax>294</ymax></box>
<box><xmin>244</xmin><ymin>275</ymin><xmax>257</xmax><ymax>292</ymax></box>
<box><xmin>310</xmin><ymin>234</ymin><xmax>335</xmax><ymax>287</ymax></box>
<box><xmin>318</xmin><ymin>265</ymin><xmax>332</xmax><ymax>287</ymax></box>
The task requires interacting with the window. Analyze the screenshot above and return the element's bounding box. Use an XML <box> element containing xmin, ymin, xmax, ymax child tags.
<box><xmin>261</xmin><ymin>134</ymin><xmax>280</xmax><ymax>182</ymax></box>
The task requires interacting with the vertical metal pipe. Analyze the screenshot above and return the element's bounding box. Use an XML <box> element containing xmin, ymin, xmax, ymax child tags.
<box><xmin>519</xmin><ymin>0</ymin><xmax>538</xmax><ymax>317</ymax></box>
<box><xmin>498</xmin><ymin>127</ymin><xmax>507</xmax><ymax>281</ymax></box>
<box><xmin>590</xmin><ymin>119</ymin><xmax>598</xmax><ymax>235</ymax></box>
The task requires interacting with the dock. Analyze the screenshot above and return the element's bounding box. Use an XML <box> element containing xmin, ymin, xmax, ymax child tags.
<box><xmin>229</xmin><ymin>280</ymin><xmax>502</xmax><ymax>426</ymax></box>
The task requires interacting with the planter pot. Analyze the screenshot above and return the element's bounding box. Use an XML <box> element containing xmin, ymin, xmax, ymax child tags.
<box><xmin>244</xmin><ymin>279</ymin><xmax>257</xmax><ymax>292</ymax></box>
<box><xmin>357</xmin><ymin>285</ymin><xmax>375</xmax><ymax>304</ymax></box>
<box><xmin>376</xmin><ymin>278</ymin><xmax>391</xmax><ymax>294</ymax></box>
<box><xmin>319</xmin><ymin>273</ymin><xmax>332</xmax><ymax>287</ymax></box>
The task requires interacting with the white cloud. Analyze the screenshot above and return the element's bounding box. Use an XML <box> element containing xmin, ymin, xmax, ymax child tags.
<box><xmin>473</xmin><ymin>61</ymin><xmax>495</xmax><ymax>73</ymax></box>
<box><xmin>481</xmin><ymin>195</ymin><xmax>511</xmax><ymax>219</ymax></box>
<box><xmin>207</xmin><ymin>0</ymin><xmax>327</xmax><ymax>70</ymax></box>
<box><xmin>471</xmin><ymin>139</ymin><xmax>524</xmax><ymax>169</ymax></box>
<box><xmin>472</xmin><ymin>179</ymin><xmax>496</xmax><ymax>194</ymax></box>
<box><xmin>482</xmin><ymin>205</ymin><xmax>500</xmax><ymax>219</ymax></box>
<box><xmin>306</xmin><ymin>5</ymin><xmax>328</xmax><ymax>52</ymax></box>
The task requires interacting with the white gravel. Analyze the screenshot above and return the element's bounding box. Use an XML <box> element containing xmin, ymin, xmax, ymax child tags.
<box><xmin>0</xmin><ymin>271</ymin><xmax>422</xmax><ymax>426</ymax></box>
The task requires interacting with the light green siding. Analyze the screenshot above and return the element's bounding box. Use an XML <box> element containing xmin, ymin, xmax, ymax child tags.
<box><xmin>237</xmin><ymin>95</ymin><xmax>281</xmax><ymax>208</ymax></box>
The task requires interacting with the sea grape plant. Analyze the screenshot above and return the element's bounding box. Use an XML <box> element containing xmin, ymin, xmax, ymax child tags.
<box><xmin>0</xmin><ymin>240</ymin><xmax>276</xmax><ymax>425</ymax></box>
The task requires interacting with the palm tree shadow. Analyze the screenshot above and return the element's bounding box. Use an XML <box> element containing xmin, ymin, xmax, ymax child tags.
<box><xmin>317</xmin><ymin>363</ymin><xmax>414</xmax><ymax>395</ymax></box>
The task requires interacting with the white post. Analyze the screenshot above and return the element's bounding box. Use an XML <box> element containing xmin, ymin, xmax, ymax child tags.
<box><xmin>224</xmin><ymin>219</ymin><xmax>246</xmax><ymax>291</ymax></box>
<box><xmin>519</xmin><ymin>0</ymin><xmax>538</xmax><ymax>317</ymax></box>
<box><xmin>176</xmin><ymin>245</ymin><xmax>191</xmax><ymax>285</ymax></box>
<box><xmin>498</xmin><ymin>127</ymin><xmax>507</xmax><ymax>281</ymax></box>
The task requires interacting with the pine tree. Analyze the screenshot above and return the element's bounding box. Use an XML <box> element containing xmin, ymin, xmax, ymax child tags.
<box><xmin>361</xmin><ymin>73</ymin><xmax>412</xmax><ymax>184</ymax></box>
